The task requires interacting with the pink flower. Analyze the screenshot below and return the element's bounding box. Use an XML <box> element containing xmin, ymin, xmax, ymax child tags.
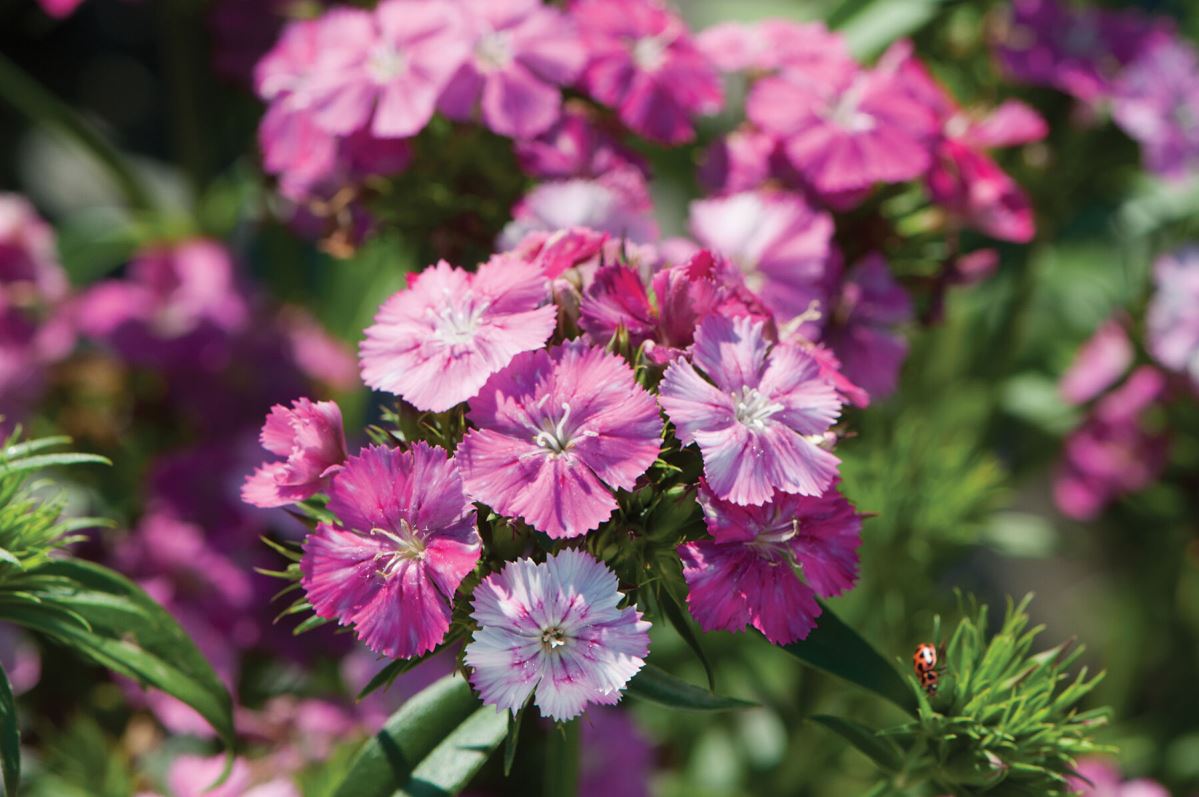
<box><xmin>698</xmin><ymin>127</ymin><xmax>778</xmax><ymax>196</ymax></box>
<box><xmin>301</xmin><ymin>443</ymin><xmax>481</xmax><ymax>659</ymax></box>
<box><xmin>501</xmin><ymin>168</ymin><xmax>659</xmax><ymax>247</ymax></box>
<box><xmin>360</xmin><ymin>256</ymin><xmax>556</xmax><ymax>412</ymax></box>
<box><xmin>1147</xmin><ymin>247</ymin><xmax>1199</xmax><ymax>388</ymax></box>
<box><xmin>458</xmin><ymin>342</ymin><xmax>662</xmax><ymax>538</ymax></box>
<box><xmin>659</xmin><ymin>315</ymin><xmax>842</xmax><ymax>506</ymax></box>
<box><xmin>464</xmin><ymin>549</ymin><xmax>650</xmax><ymax>721</ymax></box>
<box><xmin>572</xmin><ymin>0</ymin><xmax>722</xmax><ymax>144</ymax></box>
<box><xmin>1112</xmin><ymin>39</ymin><xmax>1199</xmax><ymax>180</ymax></box>
<box><xmin>1068</xmin><ymin>758</ymin><xmax>1170</xmax><ymax>797</ymax></box>
<box><xmin>820</xmin><ymin>255</ymin><xmax>912</xmax><ymax>402</ymax></box>
<box><xmin>305</xmin><ymin>1</ymin><xmax>468</xmax><ymax>138</ymax></box>
<box><xmin>515</xmin><ymin>102</ymin><xmax>648</xmax><ymax>179</ymax></box>
<box><xmin>36</xmin><ymin>0</ymin><xmax>83</xmax><ymax>18</ymax></box>
<box><xmin>1060</xmin><ymin>318</ymin><xmax>1134</xmax><ymax>405</ymax></box>
<box><xmin>678</xmin><ymin>481</ymin><xmax>861</xmax><ymax>644</ymax></box>
<box><xmin>689</xmin><ymin>190</ymin><xmax>838</xmax><ymax>323</ymax></box>
<box><xmin>696</xmin><ymin>19</ymin><xmax>854</xmax><ymax>77</ymax></box>
<box><xmin>242</xmin><ymin>398</ymin><xmax>348</xmax><ymax>508</ymax></box>
<box><xmin>437</xmin><ymin>0</ymin><xmax>584</xmax><ymax>138</ymax></box>
<box><xmin>748</xmin><ymin>58</ymin><xmax>938</xmax><ymax>194</ymax></box>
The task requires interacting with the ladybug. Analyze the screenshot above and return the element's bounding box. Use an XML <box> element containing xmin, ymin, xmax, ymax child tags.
<box><xmin>913</xmin><ymin>642</ymin><xmax>942</xmax><ymax>696</ymax></box>
<box><xmin>918</xmin><ymin>668</ymin><xmax>940</xmax><ymax>696</ymax></box>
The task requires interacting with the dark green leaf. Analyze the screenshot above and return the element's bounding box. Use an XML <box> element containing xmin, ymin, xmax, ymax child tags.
<box><xmin>657</xmin><ymin>583</ymin><xmax>716</xmax><ymax>691</ymax></box>
<box><xmin>780</xmin><ymin>602</ymin><xmax>917</xmax><ymax>714</ymax></box>
<box><xmin>333</xmin><ymin>675</ymin><xmax>488</xmax><ymax>797</ymax></box>
<box><xmin>503</xmin><ymin>699</ymin><xmax>529</xmax><ymax>777</ymax></box>
<box><xmin>400</xmin><ymin>707</ymin><xmax>506</xmax><ymax>796</ymax></box>
<box><xmin>626</xmin><ymin>664</ymin><xmax>755</xmax><ymax>711</ymax></box>
<box><xmin>544</xmin><ymin>719</ymin><xmax>579</xmax><ymax>797</ymax></box>
<box><xmin>809</xmin><ymin>714</ymin><xmax>904</xmax><ymax>773</ymax></box>
<box><xmin>356</xmin><ymin>642</ymin><xmax>454</xmax><ymax>701</ymax></box>
<box><xmin>0</xmin><ymin>665</ymin><xmax>19</xmax><ymax>796</ymax></box>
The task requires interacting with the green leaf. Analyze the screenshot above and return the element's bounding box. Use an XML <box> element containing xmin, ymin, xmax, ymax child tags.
<box><xmin>399</xmin><ymin>707</ymin><xmax>506</xmax><ymax>796</ymax></box>
<box><xmin>657</xmin><ymin>582</ymin><xmax>716</xmax><ymax>691</ymax></box>
<box><xmin>0</xmin><ymin>665</ymin><xmax>19</xmax><ymax>796</ymax></box>
<box><xmin>780</xmin><ymin>602</ymin><xmax>917</xmax><ymax>714</ymax></box>
<box><xmin>809</xmin><ymin>715</ymin><xmax>904</xmax><ymax>774</ymax></box>
<box><xmin>0</xmin><ymin>452</ymin><xmax>111</xmax><ymax>479</ymax></box>
<box><xmin>2</xmin><ymin>560</ymin><xmax>234</xmax><ymax>752</ymax></box>
<box><xmin>502</xmin><ymin>699</ymin><xmax>528</xmax><ymax>777</ymax></box>
<box><xmin>544</xmin><ymin>719</ymin><xmax>580</xmax><ymax>797</ymax></box>
<box><xmin>833</xmin><ymin>0</ymin><xmax>946</xmax><ymax>58</ymax></box>
<box><xmin>333</xmin><ymin>674</ymin><xmax>492</xmax><ymax>797</ymax></box>
<box><xmin>625</xmin><ymin>664</ymin><xmax>756</xmax><ymax>711</ymax></box>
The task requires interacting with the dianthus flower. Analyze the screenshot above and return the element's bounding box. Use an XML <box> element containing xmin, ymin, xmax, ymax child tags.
<box><xmin>1068</xmin><ymin>758</ymin><xmax>1170</xmax><ymax>797</ymax></box>
<box><xmin>1060</xmin><ymin>318</ymin><xmax>1133</xmax><ymax>405</ymax></box>
<box><xmin>464</xmin><ymin>549</ymin><xmax>650</xmax><ymax>721</ymax></box>
<box><xmin>688</xmin><ymin>190</ymin><xmax>838</xmax><ymax>323</ymax></box>
<box><xmin>301</xmin><ymin>443</ymin><xmax>481</xmax><ymax>659</ymax></box>
<box><xmin>458</xmin><ymin>342</ymin><xmax>662</xmax><ymax>538</ymax></box>
<box><xmin>659</xmin><ymin>315</ymin><xmax>842</xmax><ymax>506</ymax></box>
<box><xmin>1147</xmin><ymin>247</ymin><xmax>1199</xmax><ymax>389</ymax></box>
<box><xmin>438</xmin><ymin>0</ymin><xmax>584</xmax><ymax>138</ymax></box>
<box><xmin>360</xmin><ymin>256</ymin><xmax>556</xmax><ymax>412</ymax></box>
<box><xmin>500</xmin><ymin>168</ymin><xmax>660</xmax><ymax>248</ymax></box>
<box><xmin>572</xmin><ymin>0</ymin><xmax>722</xmax><ymax>144</ymax></box>
<box><xmin>678</xmin><ymin>481</ymin><xmax>861</xmax><ymax>644</ymax></box>
<box><xmin>515</xmin><ymin>103</ymin><xmax>648</xmax><ymax>180</ymax></box>
<box><xmin>242</xmin><ymin>398</ymin><xmax>348</xmax><ymax>508</ymax></box>
<box><xmin>1112</xmin><ymin>39</ymin><xmax>1199</xmax><ymax>180</ymax></box>
<box><xmin>696</xmin><ymin>19</ymin><xmax>855</xmax><ymax>77</ymax></box>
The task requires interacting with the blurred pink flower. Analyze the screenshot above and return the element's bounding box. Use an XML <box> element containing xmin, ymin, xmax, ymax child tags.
<box><xmin>459</xmin><ymin>342</ymin><xmax>662</xmax><ymax>538</ymax></box>
<box><xmin>515</xmin><ymin>103</ymin><xmax>648</xmax><ymax>179</ymax></box>
<box><xmin>659</xmin><ymin>315</ymin><xmax>842</xmax><ymax>506</ymax></box>
<box><xmin>501</xmin><ymin>167</ymin><xmax>660</xmax><ymax>247</ymax></box>
<box><xmin>36</xmin><ymin>0</ymin><xmax>83</xmax><ymax>18</ymax></box>
<box><xmin>160</xmin><ymin>754</ymin><xmax>299</xmax><ymax>797</ymax></box>
<box><xmin>1113</xmin><ymin>38</ymin><xmax>1199</xmax><ymax>180</ymax></box>
<box><xmin>1068</xmin><ymin>757</ymin><xmax>1170</xmax><ymax>797</ymax></box>
<box><xmin>465</xmin><ymin>549</ymin><xmax>650</xmax><ymax>721</ymax></box>
<box><xmin>360</xmin><ymin>256</ymin><xmax>556</xmax><ymax>412</ymax></box>
<box><xmin>679</xmin><ymin>481</ymin><xmax>861</xmax><ymax>644</ymax></box>
<box><xmin>572</xmin><ymin>0</ymin><xmax>722</xmax><ymax>144</ymax></box>
<box><xmin>242</xmin><ymin>398</ymin><xmax>347</xmax><ymax>508</ymax></box>
<box><xmin>438</xmin><ymin>0</ymin><xmax>584</xmax><ymax>138</ymax></box>
<box><xmin>1060</xmin><ymin>318</ymin><xmax>1134</xmax><ymax>405</ymax></box>
<box><xmin>580</xmin><ymin>707</ymin><xmax>654</xmax><ymax>797</ymax></box>
<box><xmin>1147</xmin><ymin>247</ymin><xmax>1199</xmax><ymax>389</ymax></box>
<box><xmin>696</xmin><ymin>19</ymin><xmax>854</xmax><ymax>78</ymax></box>
<box><xmin>302</xmin><ymin>443</ymin><xmax>481</xmax><ymax>659</ymax></box>
<box><xmin>0</xmin><ymin>624</ymin><xmax>40</xmax><ymax>694</ymax></box>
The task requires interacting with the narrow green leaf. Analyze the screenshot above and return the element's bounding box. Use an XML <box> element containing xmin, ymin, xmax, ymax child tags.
<box><xmin>503</xmin><ymin>699</ymin><xmax>529</xmax><ymax>777</ymax></box>
<box><xmin>0</xmin><ymin>436</ymin><xmax>72</xmax><ymax>460</ymax></box>
<box><xmin>625</xmin><ymin>664</ymin><xmax>755</xmax><ymax>711</ymax></box>
<box><xmin>657</xmin><ymin>583</ymin><xmax>716</xmax><ymax>691</ymax></box>
<box><xmin>809</xmin><ymin>714</ymin><xmax>904</xmax><ymax>773</ymax></box>
<box><xmin>0</xmin><ymin>665</ymin><xmax>19</xmax><ymax>796</ymax></box>
<box><xmin>780</xmin><ymin>602</ymin><xmax>917</xmax><ymax>714</ymax></box>
<box><xmin>333</xmin><ymin>674</ymin><xmax>484</xmax><ymax>797</ymax></box>
<box><xmin>0</xmin><ymin>452</ymin><xmax>111</xmax><ymax>478</ymax></box>
<box><xmin>833</xmin><ymin>0</ymin><xmax>946</xmax><ymax>58</ymax></box>
<box><xmin>357</xmin><ymin>641</ymin><xmax>455</xmax><ymax>701</ymax></box>
<box><xmin>544</xmin><ymin>719</ymin><xmax>580</xmax><ymax>797</ymax></box>
<box><xmin>400</xmin><ymin>707</ymin><xmax>506</xmax><ymax>796</ymax></box>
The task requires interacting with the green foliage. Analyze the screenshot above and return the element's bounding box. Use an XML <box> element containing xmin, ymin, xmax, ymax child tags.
<box><xmin>625</xmin><ymin>664</ymin><xmax>757</xmax><ymax>712</ymax></box>
<box><xmin>0</xmin><ymin>667</ymin><xmax>17</xmax><ymax>797</ymax></box>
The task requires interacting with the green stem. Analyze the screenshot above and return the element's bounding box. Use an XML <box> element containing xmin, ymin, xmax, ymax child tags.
<box><xmin>544</xmin><ymin>719</ymin><xmax>580</xmax><ymax>797</ymax></box>
<box><xmin>0</xmin><ymin>53</ymin><xmax>155</xmax><ymax>213</ymax></box>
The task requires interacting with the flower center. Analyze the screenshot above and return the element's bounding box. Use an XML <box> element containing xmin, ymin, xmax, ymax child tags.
<box><xmin>732</xmin><ymin>387</ymin><xmax>783</xmax><ymax>430</ymax></box>
<box><xmin>371</xmin><ymin>520</ymin><xmax>426</xmax><ymax>578</ymax></box>
<box><xmin>475</xmin><ymin>30</ymin><xmax>514</xmax><ymax>72</ymax></box>
<box><xmin>827</xmin><ymin>83</ymin><xmax>875</xmax><ymax>133</ymax></box>
<box><xmin>367</xmin><ymin>43</ymin><xmax>408</xmax><ymax>84</ymax></box>
<box><xmin>531</xmin><ymin>401</ymin><xmax>584</xmax><ymax>454</ymax></box>
<box><xmin>540</xmin><ymin>625</ymin><xmax>568</xmax><ymax>652</ymax></box>
<box><xmin>431</xmin><ymin>298</ymin><xmax>487</xmax><ymax>345</ymax></box>
<box><xmin>631</xmin><ymin>36</ymin><xmax>667</xmax><ymax>72</ymax></box>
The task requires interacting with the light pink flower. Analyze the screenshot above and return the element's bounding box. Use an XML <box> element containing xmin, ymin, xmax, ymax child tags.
<box><xmin>1112</xmin><ymin>39</ymin><xmax>1199</xmax><ymax>180</ymax></box>
<box><xmin>689</xmin><ymin>190</ymin><xmax>838</xmax><ymax>322</ymax></box>
<box><xmin>437</xmin><ymin>0</ymin><xmax>584</xmax><ymax>138</ymax></box>
<box><xmin>465</xmin><ymin>549</ymin><xmax>650</xmax><ymax>721</ymax></box>
<box><xmin>748</xmin><ymin>61</ymin><xmax>938</xmax><ymax>194</ymax></box>
<box><xmin>1060</xmin><ymin>318</ymin><xmax>1134</xmax><ymax>405</ymax></box>
<box><xmin>699</xmin><ymin>127</ymin><xmax>778</xmax><ymax>196</ymax></box>
<box><xmin>305</xmin><ymin>1</ymin><xmax>468</xmax><ymax>138</ymax></box>
<box><xmin>360</xmin><ymin>256</ymin><xmax>556</xmax><ymax>412</ymax></box>
<box><xmin>501</xmin><ymin>168</ymin><xmax>659</xmax><ymax>248</ymax></box>
<box><xmin>696</xmin><ymin>19</ymin><xmax>855</xmax><ymax>77</ymax></box>
<box><xmin>242</xmin><ymin>398</ymin><xmax>347</xmax><ymax>508</ymax></box>
<box><xmin>1147</xmin><ymin>247</ymin><xmax>1199</xmax><ymax>388</ymax></box>
<box><xmin>572</xmin><ymin>0</ymin><xmax>722</xmax><ymax>144</ymax></box>
<box><xmin>1069</xmin><ymin>757</ymin><xmax>1170</xmax><ymax>797</ymax></box>
<box><xmin>659</xmin><ymin>315</ymin><xmax>842</xmax><ymax>506</ymax></box>
<box><xmin>36</xmin><ymin>0</ymin><xmax>83</xmax><ymax>18</ymax></box>
<box><xmin>301</xmin><ymin>443</ymin><xmax>481</xmax><ymax>659</ymax></box>
<box><xmin>515</xmin><ymin>102</ymin><xmax>648</xmax><ymax>179</ymax></box>
<box><xmin>679</xmin><ymin>481</ymin><xmax>861</xmax><ymax>644</ymax></box>
<box><xmin>458</xmin><ymin>342</ymin><xmax>662</xmax><ymax>538</ymax></box>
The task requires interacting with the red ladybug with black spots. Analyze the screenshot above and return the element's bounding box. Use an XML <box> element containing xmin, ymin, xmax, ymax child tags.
<box><xmin>913</xmin><ymin>642</ymin><xmax>942</xmax><ymax>696</ymax></box>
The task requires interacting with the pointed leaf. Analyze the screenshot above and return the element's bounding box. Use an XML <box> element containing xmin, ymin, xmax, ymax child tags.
<box><xmin>0</xmin><ymin>452</ymin><xmax>110</xmax><ymax>478</ymax></box>
<box><xmin>809</xmin><ymin>714</ymin><xmax>904</xmax><ymax>773</ymax></box>
<box><xmin>503</xmin><ymin>699</ymin><xmax>529</xmax><ymax>777</ymax></box>
<box><xmin>657</xmin><ymin>583</ymin><xmax>716</xmax><ymax>691</ymax></box>
<box><xmin>0</xmin><ymin>665</ymin><xmax>19</xmax><ymax>796</ymax></box>
<box><xmin>398</xmin><ymin>707</ymin><xmax>506</xmax><ymax>796</ymax></box>
<box><xmin>626</xmin><ymin>664</ymin><xmax>755</xmax><ymax>711</ymax></box>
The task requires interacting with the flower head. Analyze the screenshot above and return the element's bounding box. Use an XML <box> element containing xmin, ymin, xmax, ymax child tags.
<box><xmin>678</xmin><ymin>481</ymin><xmax>861</xmax><ymax>644</ymax></box>
<box><xmin>1068</xmin><ymin>758</ymin><xmax>1170</xmax><ymax>797</ymax></box>
<box><xmin>458</xmin><ymin>342</ymin><xmax>662</xmax><ymax>538</ymax></box>
<box><xmin>1060</xmin><ymin>318</ymin><xmax>1134</xmax><ymax>405</ymax></box>
<box><xmin>1113</xmin><ymin>38</ymin><xmax>1199</xmax><ymax>180</ymax></box>
<box><xmin>301</xmin><ymin>443</ymin><xmax>481</xmax><ymax>658</ymax></box>
<box><xmin>659</xmin><ymin>314</ymin><xmax>842</xmax><ymax>506</ymax></box>
<box><xmin>360</xmin><ymin>256</ymin><xmax>556</xmax><ymax>412</ymax></box>
<box><xmin>465</xmin><ymin>549</ymin><xmax>650</xmax><ymax>721</ymax></box>
<box><xmin>501</xmin><ymin>168</ymin><xmax>659</xmax><ymax>248</ymax></box>
<box><xmin>1147</xmin><ymin>247</ymin><xmax>1199</xmax><ymax>388</ymax></box>
<box><xmin>515</xmin><ymin>103</ymin><xmax>648</xmax><ymax>180</ymax></box>
<box><xmin>242</xmin><ymin>398</ymin><xmax>348</xmax><ymax>508</ymax></box>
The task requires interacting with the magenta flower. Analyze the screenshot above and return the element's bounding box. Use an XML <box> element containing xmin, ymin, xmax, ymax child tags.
<box><xmin>305</xmin><ymin>1</ymin><xmax>468</xmax><ymax>138</ymax></box>
<box><xmin>1112</xmin><ymin>39</ymin><xmax>1199</xmax><ymax>180</ymax></box>
<box><xmin>360</xmin><ymin>256</ymin><xmax>556</xmax><ymax>412</ymax></box>
<box><xmin>820</xmin><ymin>255</ymin><xmax>912</xmax><ymax>402</ymax></box>
<box><xmin>659</xmin><ymin>315</ymin><xmax>842</xmax><ymax>506</ymax></box>
<box><xmin>689</xmin><ymin>190</ymin><xmax>838</xmax><ymax>323</ymax></box>
<box><xmin>301</xmin><ymin>443</ymin><xmax>481</xmax><ymax>659</ymax></box>
<box><xmin>678</xmin><ymin>481</ymin><xmax>861</xmax><ymax>644</ymax></box>
<box><xmin>242</xmin><ymin>398</ymin><xmax>348</xmax><ymax>508</ymax></box>
<box><xmin>515</xmin><ymin>103</ymin><xmax>648</xmax><ymax>180</ymax></box>
<box><xmin>748</xmin><ymin>61</ymin><xmax>938</xmax><ymax>194</ymax></box>
<box><xmin>698</xmin><ymin>127</ymin><xmax>778</xmax><ymax>196</ymax></box>
<box><xmin>572</xmin><ymin>0</ymin><xmax>722</xmax><ymax>144</ymax></box>
<box><xmin>464</xmin><ymin>549</ymin><xmax>650</xmax><ymax>721</ymax></box>
<box><xmin>501</xmin><ymin>167</ymin><xmax>659</xmax><ymax>247</ymax></box>
<box><xmin>1147</xmin><ymin>247</ymin><xmax>1199</xmax><ymax>389</ymax></box>
<box><xmin>458</xmin><ymin>342</ymin><xmax>662</xmax><ymax>538</ymax></box>
<box><xmin>1060</xmin><ymin>318</ymin><xmax>1134</xmax><ymax>405</ymax></box>
<box><xmin>697</xmin><ymin>19</ymin><xmax>854</xmax><ymax>78</ymax></box>
<box><xmin>437</xmin><ymin>0</ymin><xmax>584</xmax><ymax>138</ymax></box>
<box><xmin>1068</xmin><ymin>758</ymin><xmax>1170</xmax><ymax>797</ymax></box>
<box><xmin>36</xmin><ymin>0</ymin><xmax>83</xmax><ymax>18</ymax></box>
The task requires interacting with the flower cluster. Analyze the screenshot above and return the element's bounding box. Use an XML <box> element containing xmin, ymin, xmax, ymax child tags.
<box><xmin>247</xmin><ymin>226</ymin><xmax>868</xmax><ymax>720</ymax></box>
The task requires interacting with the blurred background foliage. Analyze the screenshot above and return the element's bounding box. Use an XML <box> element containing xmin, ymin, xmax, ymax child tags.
<box><xmin>2</xmin><ymin>0</ymin><xmax>1199</xmax><ymax>794</ymax></box>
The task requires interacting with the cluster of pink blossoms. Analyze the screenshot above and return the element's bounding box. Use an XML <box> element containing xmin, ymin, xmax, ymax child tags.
<box><xmin>244</xmin><ymin>225</ymin><xmax>867</xmax><ymax>721</ymax></box>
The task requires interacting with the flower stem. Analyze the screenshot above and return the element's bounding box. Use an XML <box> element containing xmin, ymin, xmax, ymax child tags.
<box><xmin>544</xmin><ymin>719</ymin><xmax>580</xmax><ymax>797</ymax></box>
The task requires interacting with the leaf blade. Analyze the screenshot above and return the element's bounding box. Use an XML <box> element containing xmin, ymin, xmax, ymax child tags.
<box><xmin>809</xmin><ymin>714</ymin><xmax>904</xmax><ymax>773</ymax></box>
<box><xmin>0</xmin><ymin>665</ymin><xmax>19</xmax><ymax>796</ymax></box>
<box><xmin>625</xmin><ymin>664</ymin><xmax>755</xmax><ymax>712</ymax></box>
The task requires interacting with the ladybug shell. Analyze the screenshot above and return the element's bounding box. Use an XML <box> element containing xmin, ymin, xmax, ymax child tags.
<box><xmin>919</xmin><ymin>669</ymin><xmax>939</xmax><ymax>695</ymax></box>
<box><xmin>913</xmin><ymin>643</ymin><xmax>937</xmax><ymax>673</ymax></box>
